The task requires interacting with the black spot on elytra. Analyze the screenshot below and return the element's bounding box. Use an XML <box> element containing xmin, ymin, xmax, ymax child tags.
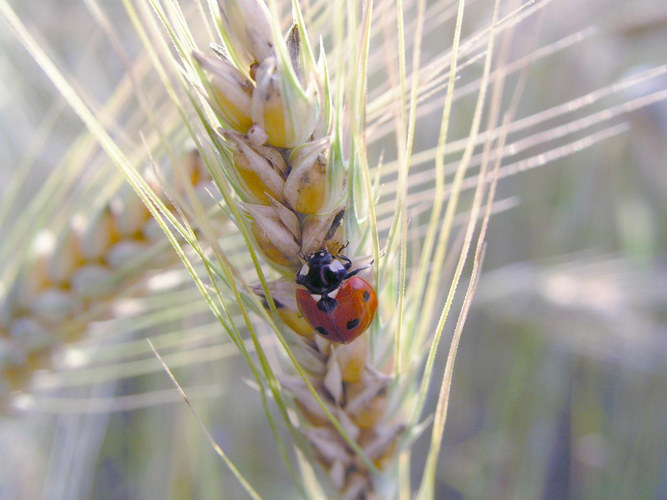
<box><xmin>316</xmin><ymin>326</ymin><xmax>329</xmax><ymax>336</ymax></box>
<box><xmin>363</xmin><ymin>291</ymin><xmax>370</xmax><ymax>302</ymax></box>
<box><xmin>317</xmin><ymin>296</ymin><xmax>338</xmax><ymax>313</ymax></box>
<box><xmin>346</xmin><ymin>318</ymin><xmax>360</xmax><ymax>330</ymax></box>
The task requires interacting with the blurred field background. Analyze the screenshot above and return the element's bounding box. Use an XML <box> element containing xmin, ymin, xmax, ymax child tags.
<box><xmin>1</xmin><ymin>0</ymin><xmax>666</xmax><ymax>499</ymax></box>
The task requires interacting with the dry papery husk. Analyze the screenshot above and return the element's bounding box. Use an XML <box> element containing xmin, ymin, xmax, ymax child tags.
<box><xmin>278</xmin><ymin>333</ymin><xmax>403</xmax><ymax>497</ymax></box>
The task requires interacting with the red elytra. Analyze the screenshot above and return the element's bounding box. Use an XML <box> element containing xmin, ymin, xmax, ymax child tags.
<box><xmin>296</xmin><ymin>276</ymin><xmax>377</xmax><ymax>344</ymax></box>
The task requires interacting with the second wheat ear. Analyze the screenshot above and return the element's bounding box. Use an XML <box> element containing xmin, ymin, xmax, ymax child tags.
<box><xmin>0</xmin><ymin>150</ymin><xmax>220</xmax><ymax>407</ymax></box>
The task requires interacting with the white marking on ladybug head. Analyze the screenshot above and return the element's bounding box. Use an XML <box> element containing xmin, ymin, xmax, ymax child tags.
<box><xmin>298</xmin><ymin>264</ymin><xmax>310</xmax><ymax>277</ymax></box>
<box><xmin>328</xmin><ymin>287</ymin><xmax>340</xmax><ymax>299</ymax></box>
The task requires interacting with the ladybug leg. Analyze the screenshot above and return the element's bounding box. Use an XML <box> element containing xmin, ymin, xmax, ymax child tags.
<box><xmin>346</xmin><ymin>259</ymin><xmax>374</xmax><ymax>278</ymax></box>
<box><xmin>338</xmin><ymin>254</ymin><xmax>353</xmax><ymax>271</ymax></box>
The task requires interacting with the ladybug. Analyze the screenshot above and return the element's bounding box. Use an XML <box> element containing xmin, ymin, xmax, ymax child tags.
<box><xmin>295</xmin><ymin>249</ymin><xmax>377</xmax><ymax>344</ymax></box>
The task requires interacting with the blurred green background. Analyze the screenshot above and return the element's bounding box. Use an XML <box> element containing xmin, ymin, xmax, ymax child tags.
<box><xmin>436</xmin><ymin>0</ymin><xmax>667</xmax><ymax>497</ymax></box>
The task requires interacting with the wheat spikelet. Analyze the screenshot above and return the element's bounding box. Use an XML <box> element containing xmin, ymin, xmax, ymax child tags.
<box><xmin>0</xmin><ymin>150</ymin><xmax>221</xmax><ymax>406</ymax></box>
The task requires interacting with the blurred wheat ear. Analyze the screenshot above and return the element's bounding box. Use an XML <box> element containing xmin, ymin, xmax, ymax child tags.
<box><xmin>1</xmin><ymin>0</ymin><xmax>666</xmax><ymax>498</ymax></box>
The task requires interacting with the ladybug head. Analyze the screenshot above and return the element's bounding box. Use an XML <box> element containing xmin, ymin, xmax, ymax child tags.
<box><xmin>296</xmin><ymin>249</ymin><xmax>352</xmax><ymax>294</ymax></box>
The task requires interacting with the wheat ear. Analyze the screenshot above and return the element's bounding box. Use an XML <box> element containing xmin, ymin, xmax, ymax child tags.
<box><xmin>188</xmin><ymin>1</ymin><xmax>397</xmax><ymax>496</ymax></box>
<box><xmin>0</xmin><ymin>151</ymin><xmax>220</xmax><ymax>407</ymax></box>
